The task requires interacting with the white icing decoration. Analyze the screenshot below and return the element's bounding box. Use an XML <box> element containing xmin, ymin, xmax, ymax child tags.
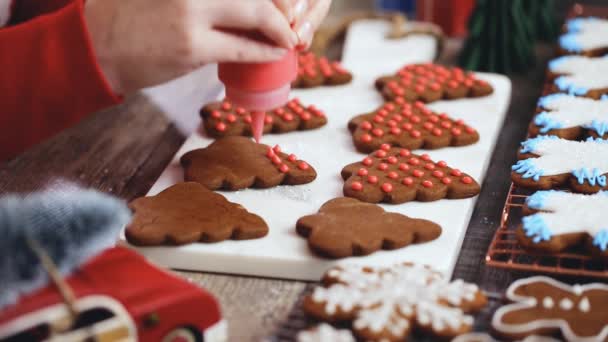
<box><xmin>311</xmin><ymin>264</ymin><xmax>479</xmax><ymax>339</ymax></box>
<box><xmin>559</xmin><ymin>298</ymin><xmax>574</xmax><ymax>310</ymax></box>
<box><xmin>562</xmin><ymin>17</ymin><xmax>608</xmax><ymax>52</ymax></box>
<box><xmin>549</xmin><ymin>56</ymin><xmax>608</xmax><ymax>91</ymax></box>
<box><xmin>579</xmin><ymin>297</ymin><xmax>591</xmax><ymax>313</ymax></box>
<box><xmin>297</xmin><ymin>323</ymin><xmax>355</xmax><ymax>342</ymax></box>
<box><xmin>492</xmin><ymin>276</ymin><xmax>608</xmax><ymax>342</ymax></box>
<box><xmin>542</xmin><ymin>296</ymin><xmax>554</xmax><ymax>309</ymax></box>
<box><xmin>535</xmin><ymin>94</ymin><xmax>608</xmax><ymax>135</ymax></box>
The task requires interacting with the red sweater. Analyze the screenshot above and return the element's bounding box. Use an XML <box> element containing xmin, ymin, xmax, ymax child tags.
<box><xmin>0</xmin><ymin>0</ymin><xmax>121</xmax><ymax>162</ymax></box>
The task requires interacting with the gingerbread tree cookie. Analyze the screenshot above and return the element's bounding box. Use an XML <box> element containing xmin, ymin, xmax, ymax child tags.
<box><xmin>560</xmin><ymin>17</ymin><xmax>608</xmax><ymax>56</ymax></box>
<box><xmin>296</xmin><ymin>197</ymin><xmax>441</xmax><ymax>258</ymax></box>
<box><xmin>375</xmin><ymin>63</ymin><xmax>493</xmax><ymax>103</ymax></box>
<box><xmin>341</xmin><ymin>144</ymin><xmax>480</xmax><ymax>204</ymax></box>
<box><xmin>303</xmin><ymin>263</ymin><xmax>487</xmax><ymax>341</ymax></box>
<box><xmin>200</xmin><ymin>98</ymin><xmax>327</xmax><ymax>138</ymax></box>
<box><xmin>125</xmin><ymin>182</ymin><xmax>268</xmax><ymax>246</ymax></box>
<box><xmin>529</xmin><ymin>94</ymin><xmax>608</xmax><ymax>140</ymax></box>
<box><xmin>512</xmin><ymin>136</ymin><xmax>608</xmax><ymax>193</ymax></box>
<box><xmin>492</xmin><ymin>276</ymin><xmax>608</xmax><ymax>341</ymax></box>
<box><xmin>348</xmin><ymin>99</ymin><xmax>479</xmax><ymax>153</ymax></box>
<box><xmin>292</xmin><ymin>52</ymin><xmax>352</xmax><ymax>88</ymax></box>
<box><xmin>548</xmin><ymin>56</ymin><xmax>608</xmax><ymax>99</ymax></box>
<box><xmin>180</xmin><ymin>136</ymin><xmax>316</xmax><ymax>191</ymax></box>
<box><xmin>516</xmin><ymin>190</ymin><xmax>608</xmax><ymax>258</ymax></box>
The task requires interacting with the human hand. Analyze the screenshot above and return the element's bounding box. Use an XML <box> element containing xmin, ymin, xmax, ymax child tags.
<box><xmin>84</xmin><ymin>0</ymin><xmax>299</xmax><ymax>96</ymax></box>
<box><xmin>291</xmin><ymin>0</ymin><xmax>333</xmax><ymax>49</ymax></box>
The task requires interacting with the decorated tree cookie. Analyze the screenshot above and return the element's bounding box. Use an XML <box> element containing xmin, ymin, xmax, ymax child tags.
<box><xmin>375</xmin><ymin>64</ymin><xmax>493</xmax><ymax>103</ymax></box>
<box><xmin>341</xmin><ymin>144</ymin><xmax>480</xmax><ymax>204</ymax></box>
<box><xmin>516</xmin><ymin>190</ymin><xmax>608</xmax><ymax>258</ymax></box>
<box><xmin>297</xmin><ymin>324</ymin><xmax>355</xmax><ymax>342</ymax></box>
<box><xmin>125</xmin><ymin>182</ymin><xmax>268</xmax><ymax>246</ymax></box>
<box><xmin>296</xmin><ymin>197</ymin><xmax>441</xmax><ymax>258</ymax></box>
<box><xmin>548</xmin><ymin>55</ymin><xmax>608</xmax><ymax>99</ymax></box>
<box><xmin>492</xmin><ymin>276</ymin><xmax>608</xmax><ymax>341</ymax></box>
<box><xmin>200</xmin><ymin>98</ymin><xmax>327</xmax><ymax>138</ymax></box>
<box><xmin>292</xmin><ymin>52</ymin><xmax>352</xmax><ymax>88</ymax></box>
<box><xmin>512</xmin><ymin>136</ymin><xmax>608</xmax><ymax>193</ymax></box>
<box><xmin>180</xmin><ymin>136</ymin><xmax>316</xmax><ymax>191</ymax></box>
<box><xmin>303</xmin><ymin>263</ymin><xmax>487</xmax><ymax>341</ymax></box>
<box><xmin>529</xmin><ymin>94</ymin><xmax>608</xmax><ymax>140</ymax></box>
<box><xmin>560</xmin><ymin>17</ymin><xmax>608</xmax><ymax>56</ymax></box>
<box><xmin>348</xmin><ymin>99</ymin><xmax>479</xmax><ymax>153</ymax></box>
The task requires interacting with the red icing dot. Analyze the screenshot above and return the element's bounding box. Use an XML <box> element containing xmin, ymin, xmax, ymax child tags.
<box><xmin>394</xmin><ymin>88</ymin><xmax>405</xmax><ymax>96</ymax></box>
<box><xmin>287</xmin><ymin>154</ymin><xmax>297</xmax><ymax>162</ymax></box>
<box><xmin>455</xmin><ymin>119</ymin><xmax>465</xmax><ymax>126</ymax></box>
<box><xmin>361</xmin><ymin>121</ymin><xmax>372</xmax><ymax>130</ymax></box>
<box><xmin>465</xmin><ymin>126</ymin><xmax>476</xmax><ymax>134</ymax></box>
<box><xmin>374</xmin><ymin>116</ymin><xmax>384</xmax><ymax>123</ymax></box>
<box><xmin>392</xmin><ymin>114</ymin><xmax>403</xmax><ymax>122</ymax></box>
<box><xmin>265</xmin><ymin>116</ymin><xmax>274</xmax><ymax>124</ymax></box>
<box><xmin>266</xmin><ymin>148</ymin><xmax>275</xmax><ymax>158</ymax></box>
<box><xmin>422</xmin><ymin>180</ymin><xmax>433</xmax><ymax>188</ymax></box>
<box><xmin>441</xmin><ymin>121</ymin><xmax>452</xmax><ymax>129</ymax></box>
<box><xmin>399</xmin><ymin>149</ymin><xmax>411</xmax><ymax>157</ymax></box>
<box><xmin>211</xmin><ymin>110</ymin><xmax>222</xmax><ymax>119</ymax></box>
<box><xmin>372</xmin><ymin>128</ymin><xmax>384</xmax><ymax>137</ymax></box>
<box><xmin>362</xmin><ymin>157</ymin><xmax>373</xmax><ymax>166</ymax></box>
<box><xmin>368</xmin><ymin>175</ymin><xmax>378</xmax><ymax>184</ymax></box>
<box><xmin>430</xmin><ymin>83</ymin><xmax>441</xmax><ymax>91</ymax></box>
<box><xmin>279</xmin><ymin>164</ymin><xmax>290</xmax><ymax>173</ymax></box>
<box><xmin>448</xmin><ymin>80</ymin><xmax>459</xmax><ymax>89</ymax></box>
<box><xmin>273</xmin><ymin>145</ymin><xmax>281</xmax><ymax>153</ymax></box>
<box><xmin>384</xmin><ymin>103</ymin><xmax>395</xmax><ymax>111</ymax></box>
<box><xmin>298</xmin><ymin>162</ymin><xmax>310</xmax><ymax>170</ymax></box>
<box><xmin>442</xmin><ymin>177</ymin><xmax>452</xmax><ymax>185</ymax></box>
<box><xmin>410</xmin><ymin>116</ymin><xmax>421</xmax><ymax>124</ymax></box>
<box><xmin>301</xmin><ymin>112</ymin><xmax>312</xmax><ymax>121</ymax></box>
<box><xmin>423</xmin><ymin>122</ymin><xmax>434</xmax><ymax>130</ymax></box>
<box><xmin>451</xmin><ymin>128</ymin><xmax>462</xmax><ymax>136</ymax></box>
<box><xmin>275</xmin><ymin>108</ymin><xmax>285</xmax><ymax>115</ymax></box>
<box><xmin>281</xmin><ymin>113</ymin><xmax>293</xmax><ymax>122</ymax></box>
<box><xmin>421</xmin><ymin>154</ymin><xmax>431</xmax><ymax>161</ymax></box>
<box><xmin>390</xmin><ymin>127</ymin><xmax>402</xmax><ymax>135</ymax></box>
<box><xmin>412</xmin><ymin>170</ymin><xmax>424</xmax><ymax>178</ymax></box>
<box><xmin>399</xmin><ymin>163</ymin><xmax>409</xmax><ymax>171</ymax></box>
<box><xmin>408</xmin><ymin>157</ymin><xmax>420</xmax><ymax>165</ymax></box>
<box><xmin>437</xmin><ymin>161</ymin><xmax>447</xmax><ymax>168</ymax></box>
<box><xmin>451</xmin><ymin>169</ymin><xmax>462</xmax><ymax>177</ymax></box>
<box><xmin>464</xmin><ymin>79</ymin><xmax>474</xmax><ymax>87</ymax></box>
<box><xmin>272</xmin><ymin>155</ymin><xmax>282</xmax><ymax>165</ymax></box>
<box><xmin>387</xmin><ymin>171</ymin><xmax>399</xmax><ymax>179</ymax></box>
<box><xmin>376</xmin><ymin>150</ymin><xmax>388</xmax><ymax>158</ymax></box>
<box><xmin>395</xmin><ymin>97</ymin><xmax>405</xmax><ymax>105</ymax></box>
<box><xmin>387</xmin><ymin>156</ymin><xmax>398</xmax><ymax>164</ymax></box>
<box><xmin>461</xmin><ymin>176</ymin><xmax>473</xmax><ymax>184</ymax></box>
<box><xmin>378</xmin><ymin>163</ymin><xmax>389</xmax><ymax>171</ymax></box>
<box><xmin>432</xmin><ymin>128</ymin><xmax>443</xmax><ymax>136</ymax></box>
<box><xmin>381</xmin><ymin>183</ymin><xmax>393</xmax><ymax>193</ymax></box>
<box><xmin>221</xmin><ymin>102</ymin><xmax>232</xmax><ymax>110</ymax></box>
<box><xmin>424</xmin><ymin>163</ymin><xmax>435</xmax><ymax>170</ymax></box>
<box><xmin>414</xmin><ymin>101</ymin><xmax>425</xmax><ymax>109</ymax></box>
<box><xmin>226</xmin><ymin>114</ymin><xmax>237</xmax><ymax>123</ymax></box>
<box><xmin>410</xmin><ymin>130</ymin><xmax>422</xmax><ymax>138</ymax></box>
<box><xmin>351</xmin><ymin>182</ymin><xmax>363</xmax><ymax>191</ymax></box>
<box><xmin>244</xmin><ymin>116</ymin><xmax>252</xmax><ymax>123</ymax></box>
<box><xmin>415</xmin><ymin>85</ymin><xmax>425</xmax><ymax>93</ymax></box>
<box><xmin>387</xmin><ymin>120</ymin><xmax>397</xmax><ymax>128</ymax></box>
<box><xmin>432</xmin><ymin>170</ymin><xmax>444</xmax><ymax>178</ymax></box>
<box><xmin>378</xmin><ymin>109</ymin><xmax>389</xmax><ymax>117</ymax></box>
<box><xmin>402</xmin><ymin>177</ymin><xmax>414</xmax><ymax>186</ymax></box>
<box><xmin>401</xmin><ymin>108</ymin><xmax>412</xmax><ymax>116</ymax></box>
<box><xmin>402</xmin><ymin>123</ymin><xmax>413</xmax><ymax>131</ymax></box>
<box><xmin>215</xmin><ymin>122</ymin><xmax>226</xmax><ymax>132</ymax></box>
<box><xmin>358</xmin><ymin>168</ymin><xmax>369</xmax><ymax>176</ymax></box>
<box><xmin>361</xmin><ymin>134</ymin><xmax>373</xmax><ymax>143</ymax></box>
<box><xmin>380</xmin><ymin>143</ymin><xmax>391</xmax><ymax>151</ymax></box>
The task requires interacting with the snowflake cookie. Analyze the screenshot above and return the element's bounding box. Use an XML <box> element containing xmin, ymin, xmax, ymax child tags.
<box><xmin>529</xmin><ymin>94</ymin><xmax>608</xmax><ymax>140</ymax></box>
<box><xmin>548</xmin><ymin>55</ymin><xmax>608</xmax><ymax>98</ymax></box>
<box><xmin>292</xmin><ymin>52</ymin><xmax>352</xmax><ymax>88</ymax></box>
<box><xmin>559</xmin><ymin>17</ymin><xmax>608</xmax><ymax>56</ymax></box>
<box><xmin>348</xmin><ymin>99</ymin><xmax>479</xmax><ymax>153</ymax></box>
<box><xmin>511</xmin><ymin>136</ymin><xmax>608</xmax><ymax>193</ymax></box>
<box><xmin>516</xmin><ymin>190</ymin><xmax>608</xmax><ymax>258</ymax></box>
<box><xmin>296</xmin><ymin>324</ymin><xmax>355</xmax><ymax>342</ymax></box>
<box><xmin>492</xmin><ymin>276</ymin><xmax>608</xmax><ymax>342</ymax></box>
<box><xmin>303</xmin><ymin>263</ymin><xmax>487</xmax><ymax>341</ymax></box>
<box><xmin>376</xmin><ymin>63</ymin><xmax>493</xmax><ymax>103</ymax></box>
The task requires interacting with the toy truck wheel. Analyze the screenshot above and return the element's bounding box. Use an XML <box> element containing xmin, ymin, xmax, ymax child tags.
<box><xmin>161</xmin><ymin>327</ymin><xmax>201</xmax><ymax>342</ymax></box>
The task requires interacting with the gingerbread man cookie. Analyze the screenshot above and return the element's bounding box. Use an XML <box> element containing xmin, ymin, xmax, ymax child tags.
<box><xmin>529</xmin><ymin>94</ymin><xmax>608</xmax><ymax>140</ymax></box>
<box><xmin>375</xmin><ymin>63</ymin><xmax>493</xmax><ymax>103</ymax></box>
<box><xmin>125</xmin><ymin>182</ymin><xmax>268</xmax><ymax>246</ymax></box>
<box><xmin>180</xmin><ymin>136</ymin><xmax>316</xmax><ymax>191</ymax></box>
<box><xmin>292</xmin><ymin>52</ymin><xmax>352</xmax><ymax>88</ymax></box>
<box><xmin>296</xmin><ymin>197</ymin><xmax>441</xmax><ymax>258</ymax></box>
<box><xmin>492</xmin><ymin>276</ymin><xmax>608</xmax><ymax>342</ymax></box>
<box><xmin>342</xmin><ymin>144</ymin><xmax>480</xmax><ymax>204</ymax></box>
<box><xmin>516</xmin><ymin>190</ymin><xmax>608</xmax><ymax>258</ymax></box>
<box><xmin>548</xmin><ymin>55</ymin><xmax>608</xmax><ymax>98</ymax></box>
<box><xmin>304</xmin><ymin>263</ymin><xmax>487</xmax><ymax>341</ymax></box>
<box><xmin>512</xmin><ymin>136</ymin><xmax>608</xmax><ymax>193</ymax></box>
<box><xmin>348</xmin><ymin>99</ymin><xmax>479</xmax><ymax>153</ymax></box>
<box><xmin>200</xmin><ymin>98</ymin><xmax>327</xmax><ymax>138</ymax></box>
<box><xmin>559</xmin><ymin>17</ymin><xmax>608</xmax><ymax>57</ymax></box>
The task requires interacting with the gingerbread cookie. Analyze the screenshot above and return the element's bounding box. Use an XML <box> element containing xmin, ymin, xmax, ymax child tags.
<box><xmin>452</xmin><ymin>333</ymin><xmax>560</xmax><ymax>342</ymax></box>
<box><xmin>559</xmin><ymin>17</ymin><xmax>608</xmax><ymax>57</ymax></box>
<box><xmin>547</xmin><ymin>56</ymin><xmax>608</xmax><ymax>98</ymax></box>
<box><xmin>303</xmin><ymin>263</ymin><xmax>487</xmax><ymax>341</ymax></box>
<box><xmin>375</xmin><ymin>63</ymin><xmax>493</xmax><ymax>103</ymax></box>
<box><xmin>292</xmin><ymin>52</ymin><xmax>352</xmax><ymax>88</ymax></box>
<box><xmin>180</xmin><ymin>136</ymin><xmax>316</xmax><ymax>191</ymax></box>
<box><xmin>529</xmin><ymin>94</ymin><xmax>608</xmax><ymax>140</ymax></box>
<box><xmin>341</xmin><ymin>144</ymin><xmax>480</xmax><ymax>204</ymax></box>
<box><xmin>516</xmin><ymin>190</ymin><xmax>608</xmax><ymax>258</ymax></box>
<box><xmin>125</xmin><ymin>182</ymin><xmax>268</xmax><ymax>246</ymax></box>
<box><xmin>297</xmin><ymin>324</ymin><xmax>355</xmax><ymax>342</ymax></box>
<box><xmin>296</xmin><ymin>197</ymin><xmax>441</xmax><ymax>258</ymax></box>
<box><xmin>511</xmin><ymin>136</ymin><xmax>608</xmax><ymax>193</ymax></box>
<box><xmin>200</xmin><ymin>98</ymin><xmax>327</xmax><ymax>138</ymax></box>
<box><xmin>492</xmin><ymin>276</ymin><xmax>608</xmax><ymax>342</ymax></box>
<box><xmin>348</xmin><ymin>99</ymin><xmax>479</xmax><ymax>153</ymax></box>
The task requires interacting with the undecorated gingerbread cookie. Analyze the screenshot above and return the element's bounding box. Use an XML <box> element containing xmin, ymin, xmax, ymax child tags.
<box><xmin>292</xmin><ymin>52</ymin><xmax>352</xmax><ymax>88</ymax></box>
<box><xmin>548</xmin><ymin>55</ymin><xmax>608</xmax><ymax>98</ymax></box>
<box><xmin>341</xmin><ymin>144</ymin><xmax>480</xmax><ymax>204</ymax></box>
<box><xmin>348</xmin><ymin>99</ymin><xmax>479</xmax><ymax>153</ymax></box>
<box><xmin>559</xmin><ymin>17</ymin><xmax>608</xmax><ymax>56</ymax></box>
<box><xmin>492</xmin><ymin>276</ymin><xmax>608</xmax><ymax>342</ymax></box>
<box><xmin>200</xmin><ymin>98</ymin><xmax>327</xmax><ymax>138</ymax></box>
<box><xmin>375</xmin><ymin>63</ymin><xmax>493</xmax><ymax>103</ymax></box>
<box><xmin>180</xmin><ymin>136</ymin><xmax>316</xmax><ymax>191</ymax></box>
<box><xmin>296</xmin><ymin>197</ymin><xmax>441</xmax><ymax>258</ymax></box>
<box><xmin>303</xmin><ymin>263</ymin><xmax>487</xmax><ymax>341</ymax></box>
<box><xmin>125</xmin><ymin>182</ymin><xmax>268</xmax><ymax>246</ymax></box>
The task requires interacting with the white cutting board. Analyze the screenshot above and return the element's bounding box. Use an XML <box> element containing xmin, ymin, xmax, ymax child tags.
<box><xmin>121</xmin><ymin>20</ymin><xmax>512</xmax><ymax>281</ymax></box>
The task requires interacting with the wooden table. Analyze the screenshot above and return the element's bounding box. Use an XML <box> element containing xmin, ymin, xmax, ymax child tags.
<box><xmin>0</xmin><ymin>7</ymin><xmax>593</xmax><ymax>341</ymax></box>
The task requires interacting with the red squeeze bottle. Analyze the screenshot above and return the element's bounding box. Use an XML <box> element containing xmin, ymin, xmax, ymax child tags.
<box><xmin>218</xmin><ymin>50</ymin><xmax>298</xmax><ymax>143</ymax></box>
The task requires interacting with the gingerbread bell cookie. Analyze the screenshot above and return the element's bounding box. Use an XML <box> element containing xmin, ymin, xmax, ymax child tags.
<box><xmin>559</xmin><ymin>17</ymin><xmax>608</xmax><ymax>57</ymax></box>
<box><xmin>375</xmin><ymin>63</ymin><xmax>493</xmax><ymax>103</ymax></box>
<box><xmin>303</xmin><ymin>263</ymin><xmax>487</xmax><ymax>341</ymax></box>
<box><xmin>348</xmin><ymin>99</ymin><xmax>479</xmax><ymax>153</ymax></box>
<box><xmin>200</xmin><ymin>98</ymin><xmax>327</xmax><ymax>138</ymax></box>
<box><xmin>296</xmin><ymin>197</ymin><xmax>441</xmax><ymax>258</ymax></box>
<box><xmin>492</xmin><ymin>276</ymin><xmax>608</xmax><ymax>342</ymax></box>
<box><xmin>180</xmin><ymin>136</ymin><xmax>316</xmax><ymax>191</ymax></box>
<box><xmin>292</xmin><ymin>52</ymin><xmax>352</xmax><ymax>88</ymax></box>
<box><xmin>342</xmin><ymin>144</ymin><xmax>480</xmax><ymax>204</ymax></box>
<box><xmin>125</xmin><ymin>182</ymin><xmax>268</xmax><ymax>246</ymax></box>
<box><xmin>516</xmin><ymin>190</ymin><xmax>608</xmax><ymax>258</ymax></box>
<box><xmin>547</xmin><ymin>55</ymin><xmax>608</xmax><ymax>99</ymax></box>
<box><xmin>512</xmin><ymin>136</ymin><xmax>608</xmax><ymax>193</ymax></box>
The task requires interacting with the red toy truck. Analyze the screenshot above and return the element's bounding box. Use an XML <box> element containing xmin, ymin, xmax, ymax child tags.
<box><xmin>0</xmin><ymin>246</ymin><xmax>225</xmax><ymax>342</ymax></box>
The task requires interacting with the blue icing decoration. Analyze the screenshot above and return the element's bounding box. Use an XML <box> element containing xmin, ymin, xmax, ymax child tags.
<box><xmin>534</xmin><ymin>112</ymin><xmax>563</xmax><ymax>133</ymax></box>
<box><xmin>601</xmin><ymin>94</ymin><xmax>608</xmax><ymax>101</ymax></box>
<box><xmin>522</xmin><ymin>215</ymin><xmax>552</xmax><ymax>243</ymax></box>
<box><xmin>572</xmin><ymin>168</ymin><xmax>607</xmax><ymax>186</ymax></box>
<box><xmin>548</xmin><ymin>56</ymin><xmax>572</xmax><ymax>70</ymax></box>
<box><xmin>585</xmin><ymin>136</ymin><xmax>608</xmax><ymax>143</ymax></box>
<box><xmin>593</xmin><ymin>230</ymin><xmax>608</xmax><ymax>251</ymax></box>
<box><xmin>537</xmin><ymin>93</ymin><xmax>567</xmax><ymax>108</ymax></box>
<box><xmin>585</xmin><ymin>120</ymin><xmax>608</xmax><ymax>136</ymax></box>
<box><xmin>559</xmin><ymin>33</ymin><xmax>582</xmax><ymax>52</ymax></box>
<box><xmin>525</xmin><ymin>190</ymin><xmax>554</xmax><ymax>210</ymax></box>
<box><xmin>555</xmin><ymin>76</ymin><xmax>589</xmax><ymax>96</ymax></box>
<box><xmin>566</xmin><ymin>17</ymin><xmax>600</xmax><ymax>32</ymax></box>
<box><xmin>519</xmin><ymin>135</ymin><xmax>559</xmax><ymax>154</ymax></box>
<box><xmin>512</xmin><ymin>160</ymin><xmax>544</xmax><ymax>181</ymax></box>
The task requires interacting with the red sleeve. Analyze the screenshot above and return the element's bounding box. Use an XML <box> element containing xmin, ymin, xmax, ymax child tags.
<box><xmin>0</xmin><ymin>0</ymin><xmax>122</xmax><ymax>162</ymax></box>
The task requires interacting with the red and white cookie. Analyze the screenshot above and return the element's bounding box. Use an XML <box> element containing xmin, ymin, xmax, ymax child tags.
<box><xmin>292</xmin><ymin>52</ymin><xmax>353</xmax><ymax>88</ymax></box>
